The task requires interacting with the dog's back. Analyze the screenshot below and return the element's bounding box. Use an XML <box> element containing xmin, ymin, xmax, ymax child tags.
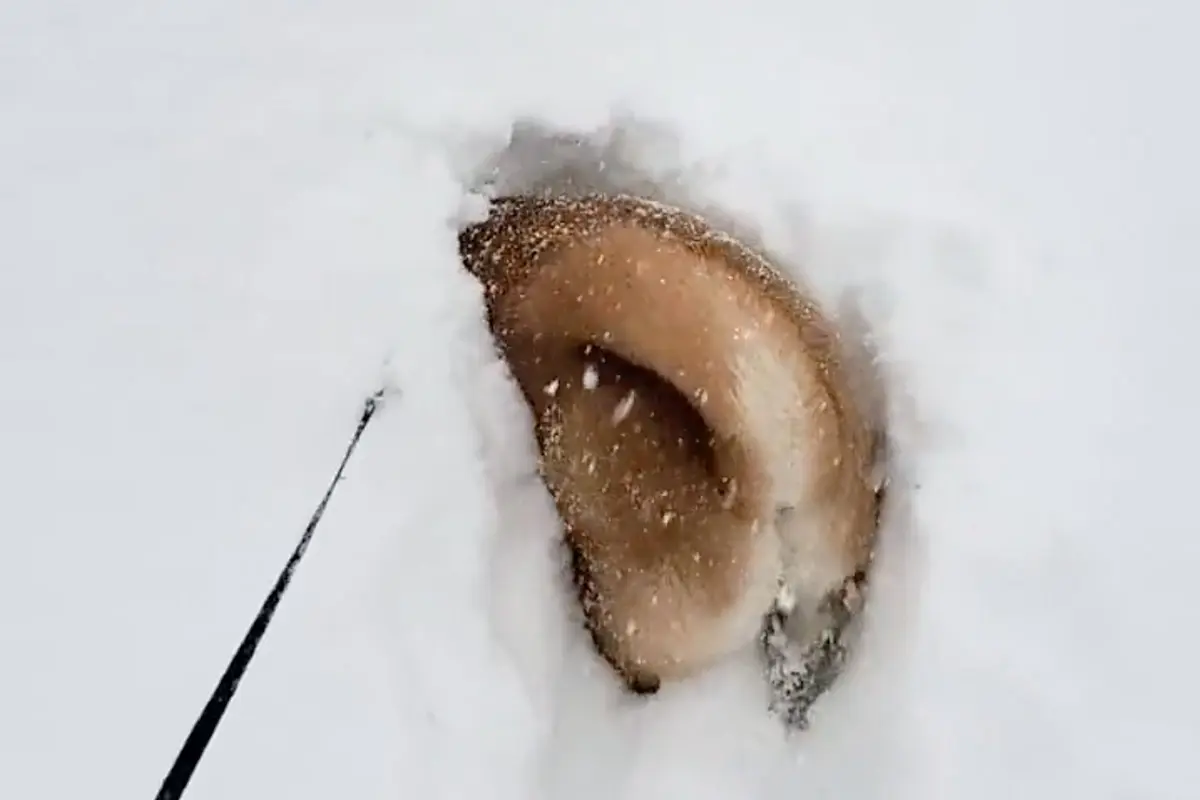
<box><xmin>459</xmin><ymin>193</ymin><xmax>883</xmax><ymax>693</ymax></box>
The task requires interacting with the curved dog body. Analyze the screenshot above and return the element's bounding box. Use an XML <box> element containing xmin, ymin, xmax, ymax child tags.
<box><xmin>459</xmin><ymin>193</ymin><xmax>882</xmax><ymax>694</ymax></box>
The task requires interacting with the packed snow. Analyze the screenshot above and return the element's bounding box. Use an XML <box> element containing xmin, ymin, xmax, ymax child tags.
<box><xmin>2</xmin><ymin>1</ymin><xmax>1197</xmax><ymax>799</ymax></box>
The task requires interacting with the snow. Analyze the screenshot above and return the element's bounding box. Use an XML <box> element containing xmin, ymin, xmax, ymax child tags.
<box><xmin>2</xmin><ymin>0</ymin><xmax>1197</xmax><ymax>798</ymax></box>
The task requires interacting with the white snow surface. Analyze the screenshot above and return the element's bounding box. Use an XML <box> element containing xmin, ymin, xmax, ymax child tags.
<box><xmin>3</xmin><ymin>1</ymin><xmax>1198</xmax><ymax>798</ymax></box>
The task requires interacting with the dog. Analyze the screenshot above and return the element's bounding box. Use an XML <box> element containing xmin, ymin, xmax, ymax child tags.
<box><xmin>458</xmin><ymin>192</ymin><xmax>887</xmax><ymax>728</ymax></box>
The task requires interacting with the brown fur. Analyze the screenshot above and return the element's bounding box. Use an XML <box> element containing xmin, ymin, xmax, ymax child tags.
<box><xmin>458</xmin><ymin>193</ymin><xmax>884</xmax><ymax>693</ymax></box>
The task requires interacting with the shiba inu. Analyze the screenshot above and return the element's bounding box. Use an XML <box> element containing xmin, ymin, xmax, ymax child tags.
<box><xmin>458</xmin><ymin>192</ymin><xmax>887</xmax><ymax>728</ymax></box>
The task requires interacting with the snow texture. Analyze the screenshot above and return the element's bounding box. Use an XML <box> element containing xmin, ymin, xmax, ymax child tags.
<box><xmin>2</xmin><ymin>1</ymin><xmax>1198</xmax><ymax>799</ymax></box>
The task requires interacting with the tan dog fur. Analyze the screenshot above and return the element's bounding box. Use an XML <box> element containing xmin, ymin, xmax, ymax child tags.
<box><xmin>458</xmin><ymin>193</ymin><xmax>884</xmax><ymax>694</ymax></box>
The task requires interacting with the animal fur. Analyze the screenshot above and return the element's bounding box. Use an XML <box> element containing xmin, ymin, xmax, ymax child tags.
<box><xmin>458</xmin><ymin>192</ymin><xmax>886</xmax><ymax>727</ymax></box>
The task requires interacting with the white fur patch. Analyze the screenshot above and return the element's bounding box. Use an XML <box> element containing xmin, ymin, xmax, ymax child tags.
<box><xmin>775</xmin><ymin>506</ymin><xmax>846</xmax><ymax>627</ymax></box>
<box><xmin>704</xmin><ymin>519</ymin><xmax>783</xmax><ymax>663</ymax></box>
<box><xmin>732</xmin><ymin>333</ymin><xmax>845</xmax><ymax>616</ymax></box>
<box><xmin>731</xmin><ymin>336</ymin><xmax>811</xmax><ymax>507</ymax></box>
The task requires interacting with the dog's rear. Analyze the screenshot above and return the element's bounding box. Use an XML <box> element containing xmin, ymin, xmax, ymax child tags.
<box><xmin>459</xmin><ymin>194</ymin><xmax>885</xmax><ymax>715</ymax></box>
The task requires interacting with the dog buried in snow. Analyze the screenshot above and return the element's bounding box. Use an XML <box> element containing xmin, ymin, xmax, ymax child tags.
<box><xmin>458</xmin><ymin>192</ymin><xmax>887</xmax><ymax>730</ymax></box>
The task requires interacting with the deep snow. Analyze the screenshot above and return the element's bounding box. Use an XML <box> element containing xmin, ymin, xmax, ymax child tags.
<box><xmin>2</xmin><ymin>1</ymin><xmax>1198</xmax><ymax>799</ymax></box>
